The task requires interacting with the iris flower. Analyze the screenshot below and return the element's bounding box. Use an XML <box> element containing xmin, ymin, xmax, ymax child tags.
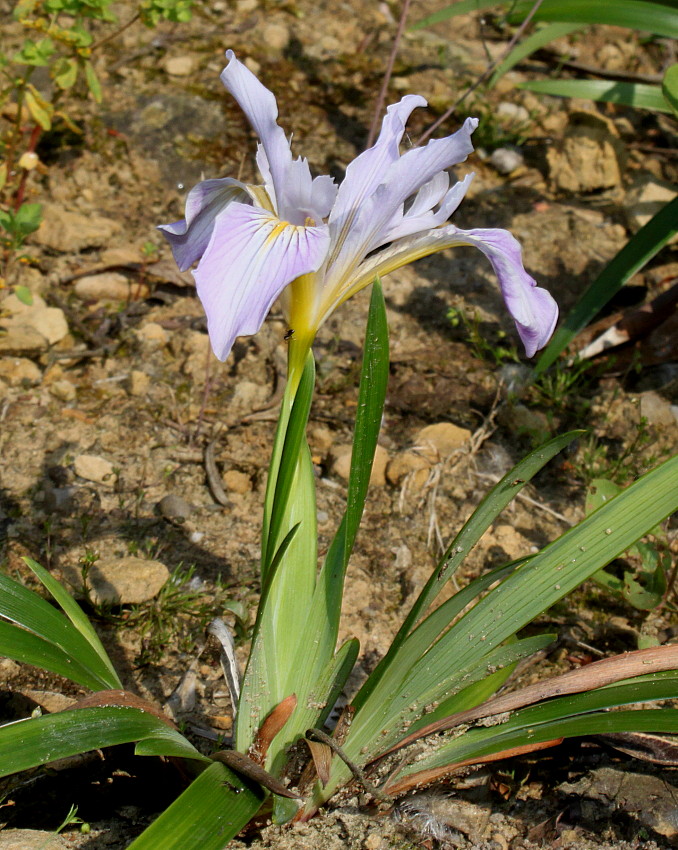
<box><xmin>160</xmin><ymin>50</ymin><xmax>557</xmax><ymax>379</ymax></box>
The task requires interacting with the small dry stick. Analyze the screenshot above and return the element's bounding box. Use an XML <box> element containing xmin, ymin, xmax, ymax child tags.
<box><xmin>417</xmin><ymin>0</ymin><xmax>546</xmax><ymax>145</ymax></box>
<box><xmin>366</xmin><ymin>0</ymin><xmax>413</xmax><ymax>149</ymax></box>
<box><xmin>305</xmin><ymin>728</ymin><xmax>393</xmax><ymax>805</ymax></box>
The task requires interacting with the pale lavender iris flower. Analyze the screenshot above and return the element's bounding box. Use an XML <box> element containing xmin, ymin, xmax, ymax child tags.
<box><xmin>159</xmin><ymin>50</ymin><xmax>558</xmax><ymax>366</ymax></box>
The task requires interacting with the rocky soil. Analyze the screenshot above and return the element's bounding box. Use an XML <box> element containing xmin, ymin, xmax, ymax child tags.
<box><xmin>0</xmin><ymin>0</ymin><xmax>677</xmax><ymax>847</ymax></box>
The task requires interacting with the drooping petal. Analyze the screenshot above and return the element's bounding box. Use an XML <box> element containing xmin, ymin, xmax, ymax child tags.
<box><xmin>158</xmin><ymin>178</ymin><xmax>249</xmax><ymax>270</ymax></box>
<box><xmin>194</xmin><ymin>202</ymin><xmax>331</xmax><ymax>360</ymax></box>
<box><xmin>334</xmin><ymin>224</ymin><xmax>558</xmax><ymax>358</ymax></box>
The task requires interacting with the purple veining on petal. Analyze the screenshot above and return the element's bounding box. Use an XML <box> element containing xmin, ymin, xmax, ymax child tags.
<box><xmin>158</xmin><ymin>178</ymin><xmax>249</xmax><ymax>270</ymax></box>
<box><xmin>193</xmin><ymin>202</ymin><xmax>330</xmax><ymax>360</ymax></box>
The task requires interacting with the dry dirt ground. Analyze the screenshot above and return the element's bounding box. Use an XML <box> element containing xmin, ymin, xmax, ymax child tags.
<box><xmin>0</xmin><ymin>0</ymin><xmax>677</xmax><ymax>847</ymax></box>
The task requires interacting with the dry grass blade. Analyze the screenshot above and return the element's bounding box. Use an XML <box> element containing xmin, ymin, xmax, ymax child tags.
<box><xmin>378</xmin><ymin>645</ymin><xmax>678</xmax><ymax>757</ymax></box>
<box><xmin>250</xmin><ymin>694</ymin><xmax>298</xmax><ymax>765</ymax></box>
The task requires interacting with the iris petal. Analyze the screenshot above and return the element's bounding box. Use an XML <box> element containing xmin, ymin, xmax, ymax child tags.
<box><xmin>194</xmin><ymin>202</ymin><xmax>330</xmax><ymax>360</ymax></box>
<box><xmin>158</xmin><ymin>178</ymin><xmax>249</xmax><ymax>271</ymax></box>
<box><xmin>336</xmin><ymin>224</ymin><xmax>558</xmax><ymax>358</ymax></box>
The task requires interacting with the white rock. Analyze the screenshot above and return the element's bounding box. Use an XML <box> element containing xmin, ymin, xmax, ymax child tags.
<box><xmin>0</xmin><ymin>357</ymin><xmax>42</xmax><ymax>386</ymax></box>
<box><xmin>24</xmin><ymin>307</ymin><xmax>69</xmax><ymax>344</ymax></box>
<box><xmin>33</xmin><ymin>203</ymin><xmax>120</xmax><ymax>252</ymax></box>
<box><xmin>490</xmin><ymin>146</ymin><xmax>525</xmax><ymax>175</ymax></box>
<box><xmin>497</xmin><ymin>101</ymin><xmax>530</xmax><ymax>124</ymax></box>
<box><xmin>73</xmin><ymin>454</ymin><xmax>117</xmax><ymax>485</ymax></box>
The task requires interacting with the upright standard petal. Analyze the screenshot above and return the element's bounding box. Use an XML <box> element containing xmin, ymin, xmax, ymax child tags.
<box><xmin>158</xmin><ymin>178</ymin><xmax>249</xmax><ymax>270</ymax></box>
<box><xmin>193</xmin><ymin>202</ymin><xmax>330</xmax><ymax>360</ymax></box>
<box><xmin>221</xmin><ymin>52</ymin><xmax>337</xmax><ymax>224</ymax></box>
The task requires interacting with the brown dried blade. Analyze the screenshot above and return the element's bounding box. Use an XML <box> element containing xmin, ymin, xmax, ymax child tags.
<box><xmin>575</xmin><ymin>278</ymin><xmax>678</xmax><ymax>362</ymax></box>
<box><xmin>212</xmin><ymin>750</ymin><xmax>300</xmax><ymax>799</ymax></box>
<box><xmin>384</xmin><ymin>738</ymin><xmax>563</xmax><ymax>797</ymax></box>
<box><xmin>305</xmin><ymin>737</ymin><xmax>332</xmax><ymax>786</ymax></box>
<box><xmin>597</xmin><ymin>731</ymin><xmax>678</xmax><ymax>766</ymax></box>
<box><xmin>376</xmin><ymin>645</ymin><xmax>678</xmax><ymax>759</ymax></box>
<box><xmin>65</xmin><ymin>689</ymin><xmax>176</xmax><ymax>729</ymax></box>
<box><xmin>249</xmin><ymin>693</ymin><xmax>297</xmax><ymax>765</ymax></box>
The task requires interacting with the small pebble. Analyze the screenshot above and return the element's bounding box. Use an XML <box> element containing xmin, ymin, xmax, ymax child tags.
<box><xmin>157</xmin><ymin>494</ymin><xmax>193</xmax><ymax>523</ymax></box>
<box><xmin>490</xmin><ymin>147</ymin><xmax>525</xmax><ymax>175</ymax></box>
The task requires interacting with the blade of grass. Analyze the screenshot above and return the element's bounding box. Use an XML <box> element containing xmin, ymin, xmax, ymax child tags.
<box><xmin>352</xmin><ymin>432</ymin><xmax>581</xmax><ymax>713</ymax></box>
<box><xmin>488</xmin><ymin>22</ymin><xmax>584</xmax><ymax>87</ymax></box>
<box><xmin>411</xmin><ymin>0</ymin><xmax>509</xmax><ymax>29</ymax></box>
<box><xmin>0</xmin><ymin>620</ymin><xmax>115</xmax><ymax>692</ymax></box>
<box><xmin>0</xmin><ymin>705</ymin><xmax>201</xmax><ymax>776</ymax></box>
<box><xmin>0</xmin><ymin>572</ymin><xmax>121</xmax><ymax>689</ymax></box>
<box><xmin>517</xmin><ymin>79</ymin><xmax>671</xmax><ymax>112</ymax></box>
<box><xmin>534</xmin><ymin>197</ymin><xmax>678</xmax><ymax>375</ymax></box>
<box><xmin>511</xmin><ymin>0</ymin><xmax>678</xmax><ymax>39</ymax></box>
<box><xmin>127</xmin><ymin>761</ymin><xmax>265</xmax><ymax>850</ymax></box>
<box><xmin>22</xmin><ymin>557</ymin><xmax>121</xmax><ymax>688</ymax></box>
<box><xmin>387</xmin><ymin>671</ymin><xmax>678</xmax><ymax>790</ymax></box>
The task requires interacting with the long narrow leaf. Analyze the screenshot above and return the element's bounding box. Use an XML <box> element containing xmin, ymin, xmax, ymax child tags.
<box><xmin>388</xmin><ymin>672</ymin><xmax>678</xmax><ymax>790</ymax></box>
<box><xmin>517</xmin><ymin>79</ymin><xmax>671</xmax><ymax>112</ymax></box>
<box><xmin>489</xmin><ymin>23</ymin><xmax>585</xmax><ymax>87</ymax></box>
<box><xmin>511</xmin><ymin>0</ymin><xmax>678</xmax><ymax>39</ymax></box>
<box><xmin>0</xmin><ymin>573</ymin><xmax>120</xmax><ymax>689</ymax></box>
<box><xmin>411</xmin><ymin>0</ymin><xmax>506</xmax><ymax>29</ymax></box>
<box><xmin>23</xmin><ymin>557</ymin><xmax>121</xmax><ymax>687</ymax></box>
<box><xmin>127</xmin><ymin>761</ymin><xmax>265</xmax><ymax>850</ymax></box>
<box><xmin>534</xmin><ymin>197</ymin><xmax>678</xmax><ymax>374</ymax></box>
<box><xmin>0</xmin><ymin>706</ymin><xmax>201</xmax><ymax>777</ymax></box>
<box><xmin>352</xmin><ymin>432</ymin><xmax>580</xmax><ymax>713</ymax></box>
<box><xmin>0</xmin><ymin>620</ymin><xmax>112</xmax><ymax>692</ymax></box>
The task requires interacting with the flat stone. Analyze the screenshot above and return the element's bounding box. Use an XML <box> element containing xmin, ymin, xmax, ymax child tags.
<box><xmin>49</xmin><ymin>379</ymin><xmax>77</xmax><ymax>401</ymax></box>
<box><xmin>74</xmin><ymin>272</ymin><xmax>149</xmax><ymax>302</ymax></box>
<box><xmin>164</xmin><ymin>55</ymin><xmax>197</xmax><ymax>76</ymax></box>
<box><xmin>0</xmin><ymin>357</ymin><xmax>42</xmax><ymax>386</ymax></box>
<box><xmin>223</xmin><ymin>469</ymin><xmax>252</xmax><ymax>494</ymax></box>
<box><xmin>33</xmin><ymin>203</ymin><xmax>120</xmax><ymax>252</ymax></box>
<box><xmin>90</xmin><ymin>556</ymin><xmax>170</xmax><ymax>604</ymax></box>
<box><xmin>21</xmin><ymin>306</ymin><xmax>69</xmax><ymax>345</ymax></box>
<box><xmin>157</xmin><ymin>493</ymin><xmax>193</xmax><ymax>522</ymax></box>
<box><xmin>547</xmin><ymin>110</ymin><xmax>625</xmax><ymax>194</ymax></box>
<box><xmin>560</xmin><ymin>767</ymin><xmax>678</xmax><ymax>841</ymax></box>
<box><xmin>331</xmin><ymin>444</ymin><xmax>388</xmax><ymax>486</ymax></box>
<box><xmin>1</xmin><ymin>292</ymin><xmax>47</xmax><ymax>314</ymax></box>
<box><xmin>126</xmin><ymin>369</ymin><xmax>150</xmax><ymax>396</ymax></box>
<box><xmin>413</xmin><ymin>422</ymin><xmax>471</xmax><ymax>459</ymax></box>
<box><xmin>0</xmin><ymin>323</ymin><xmax>49</xmax><ymax>355</ymax></box>
<box><xmin>73</xmin><ymin>454</ymin><xmax>117</xmax><ymax>485</ymax></box>
<box><xmin>626</xmin><ymin>172</ymin><xmax>677</xmax><ymax>236</ymax></box>
<box><xmin>0</xmin><ymin>830</ymin><xmax>69</xmax><ymax>849</ymax></box>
